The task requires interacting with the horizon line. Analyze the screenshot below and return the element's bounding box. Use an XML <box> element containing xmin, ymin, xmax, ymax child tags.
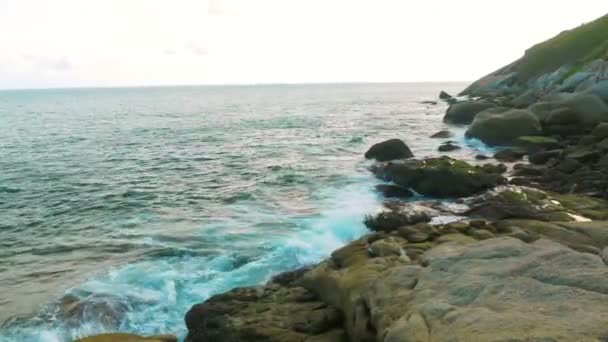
<box><xmin>0</xmin><ymin>80</ymin><xmax>471</xmax><ymax>92</ymax></box>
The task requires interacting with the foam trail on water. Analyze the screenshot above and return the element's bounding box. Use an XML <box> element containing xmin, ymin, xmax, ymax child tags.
<box><xmin>0</xmin><ymin>175</ymin><xmax>381</xmax><ymax>342</ymax></box>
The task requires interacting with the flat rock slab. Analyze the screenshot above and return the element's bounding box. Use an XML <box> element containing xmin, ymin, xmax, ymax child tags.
<box><xmin>372</xmin><ymin>237</ymin><xmax>608</xmax><ymax>342</ymax></box>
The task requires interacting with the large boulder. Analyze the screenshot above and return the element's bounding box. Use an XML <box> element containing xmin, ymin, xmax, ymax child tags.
<box><xmin>300</xmin><ymin>236</ymin><xmax>608</xmax><ymax>342</ymax></box>
<box><xmin>364</xmin><ymin>139</ymin><xmax>413</xmax><ymax>162</ymax></box>
<box><xmin>443</xmin><ymin>100</ymin><xmax>497</xmax><ymax>124</ymax></box>
<box><xmin>466</xmin><ymin>108</ymin><xmax>542</xmax><ymax>145</ymax></box>
<box><xmin>376</xmin><ymin>157</ymin><xmax>506</xmax><ymax>198</ymax></box>
<box><xmin>185</xmin><ymin>270</ymin><xmax>346</xmax><ymax>342</ymax></box>
<box><xmin>557</xmin><ymin>93</ymin><xmax>608</xmax><ymax>125</ymax></box>
<box><xmin>529</xmin><ymin>93</ymin><xmax>608</xmax><ymax>126</ymax></box>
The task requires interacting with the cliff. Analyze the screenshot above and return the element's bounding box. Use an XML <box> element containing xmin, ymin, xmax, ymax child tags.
<box><xmin>462</xmin><ymin>14</ymin><xmax>608</xmax><ymax>97</ymax></box>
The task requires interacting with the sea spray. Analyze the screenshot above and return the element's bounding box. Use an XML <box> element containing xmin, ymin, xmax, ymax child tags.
<box><xmin>1</xmin><ymin>176</ymin><xmax>381</xmax><ymax>342</ymax></box>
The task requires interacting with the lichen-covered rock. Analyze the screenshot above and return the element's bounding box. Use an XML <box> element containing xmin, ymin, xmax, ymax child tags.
<box><xmin>374</xmin><ymin>184</ymin><xmax>413</xmax><ymax>199</ymax></box>
<box><xmin>443</xmin><ymin>100</ymin><xmax>497</xmax><ymax>124</ymax></box>
<box><xmin>466</xmin><ymin>108</ymin><xmax>542</xmax><ymax>145</ymax></box>
<box><xmin>184</xmin><ymin>270</ymin><xmax>346</xmax><ymax>342</ymax></box>
<box><xmin>377</xmin><ymin>157</ymin><xmax>506</xmax><ymax>198</ymax></box>
<box><xmin>301</xmin><ymin>237</ymin><xmax>608</xmax><ymax>342</ymax></box>
<box><xmin>437</xmin><ymin>142</ymin><xmax>460</xmax><ymax>152</ymax></box>
<box><xmin>364</xmin><ymin>139</ymin><xmax>413</xmax><ymax>162</ymax></box>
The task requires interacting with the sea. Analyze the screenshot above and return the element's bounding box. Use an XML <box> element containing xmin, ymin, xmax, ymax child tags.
<box><xmin>0</xmin><ymin>83</ymin><xmax>493</xmax><ymax>341</ymax></box>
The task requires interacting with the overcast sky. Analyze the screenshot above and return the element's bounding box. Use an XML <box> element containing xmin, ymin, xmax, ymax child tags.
<box><xmin>0</xmin><ymin>0</ymin><xmax>606</xmax><ymax>89</ymax></box>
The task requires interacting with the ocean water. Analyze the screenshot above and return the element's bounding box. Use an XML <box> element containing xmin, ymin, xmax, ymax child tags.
<box><xmin>0</xmin><ymin>83</ymin><xmax>490</xmax><ymax>341</ymax></box>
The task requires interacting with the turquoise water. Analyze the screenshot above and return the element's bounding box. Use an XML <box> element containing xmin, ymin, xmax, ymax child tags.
<box><xmin>0</xmin><ymin>83</ymin><xmax>485</xmax><ymax>341</ymax></box>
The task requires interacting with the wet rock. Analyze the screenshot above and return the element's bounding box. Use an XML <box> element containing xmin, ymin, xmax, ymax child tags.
<box><xmin>443</xmin><ymin>100</ymin><xmax>498</xmax><ymax>124</ymax></box>
<box><xmin>465</xmin><ymin>187</ymin><xmax>576</xmax><ymax>222</ymax></box>
<box><xmin>493</xmin><ymin>148</ymin><xmax>526</xmax><ymax>162</ymax></box>
<box><xmin>300</xmin><ymin>236</ymin><xmax>608</xmax><ymax>341</ymax></box>
<box><xmin>364</xmin><ymin>210</ymin><xmax>430</xmax><ymax>233</ymax></box>
<box><xmin>58</xmin><ymin>293</ymin><xmax>129</xmax><ymax>330</ymax></box>
<box><xmin>437</xmin><ymin>142</ymin><xmax>461</xmax><ymax>152</ymax></box>
<box><xmin>466</xmin><ymin>108</ymin><xmax>542</xmax><ymax>145</ymax></box>
<box><xmin>430</xmin><ymin>130</ymin><xmax>453</xmax><ymax>139</ymax></box>
<box><xmin>185</xmin><ymin>277</ymin><xmax>345</xmax><ymax>342</ymax></box>
<box><xmin>364</xmin><ymin>139</ymin><xmax>413</xmax><ymax>162</ymax></box>
<box><xmin>379</xmin><ymin>157</ymin><xmax>507</xmax><ymax>198</ymax></box>
<box><xmin>475</xmin><ymin>154</ymin><xmax>490</xmax><ymax>160</ymax></box>
<box><xmin>375</xmin><ymin>184</ymin><xmax>413</xmax><ymax>199</ymax></box>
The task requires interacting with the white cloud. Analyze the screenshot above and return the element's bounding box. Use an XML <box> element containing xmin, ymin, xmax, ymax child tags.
<box><xmin>0</xmin><ymin>0</ymin><xmax>606</xmax><ymax>89</ymax></box>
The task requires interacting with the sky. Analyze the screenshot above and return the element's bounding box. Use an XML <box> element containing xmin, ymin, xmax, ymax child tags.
<box><xmin>0</xmin><ymin>0</ymin><xmax>606</xmax><ymax>89</ymax></box>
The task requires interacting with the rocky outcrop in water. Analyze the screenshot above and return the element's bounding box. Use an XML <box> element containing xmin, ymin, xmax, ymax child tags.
<box><xmin>373</xmin><ymin>157</ymin><xmax>506</xmax><ymax>198</ymax></box>
<box><xmin>364</xmin><ymin>139</ymin><xmax>413</xmax><ymax>162</ymax></box>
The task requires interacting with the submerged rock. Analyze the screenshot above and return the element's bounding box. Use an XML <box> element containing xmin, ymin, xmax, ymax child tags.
<box><xmin>375</xmin><ymin>184</ymin><xmax>414</xmax><ymax>199</ymax></box>
<box><xmin>364</xmin><ymin>139</ymin><xmax>413</xmax><ymax>162</ymax></box>
<box><xmin>184</xmin><ymin>270</ymin><xmax>346</xmax><ymax>342</ymax></box>
<box><xmin>377</xmin><ymin>157</ymin><xmax>506</xmax><ymax>198</ymax></box>
<box><xmin>437</xmin><ymin>142</ymin><xmax>461</xmax><ymax>152</ymax></box>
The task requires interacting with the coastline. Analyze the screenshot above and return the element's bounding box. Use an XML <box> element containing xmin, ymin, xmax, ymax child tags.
<box><xmin>34</xmin><ymin>14</ymin><xmax>608</xmax><ymax>342</ymax></box>
<box><xmin>177</xmin><ymin>28</ymin><xmax>608</xmax><ymax>340</ymax></box>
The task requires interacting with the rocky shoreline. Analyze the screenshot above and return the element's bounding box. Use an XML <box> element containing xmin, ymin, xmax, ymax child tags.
<box><xmin>178</xmin><ymin>15</ymin><xmax>608</xmax><ymax>342</ymax></box>
<box><xmin>79</xmin><ymin>15</ymin><xmax>608</xmax><ymax>342</ymax></box>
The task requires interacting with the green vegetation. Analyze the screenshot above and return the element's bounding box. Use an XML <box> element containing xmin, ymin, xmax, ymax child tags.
<box><xmin>516</xmin><ymin>15</ymin><xmax>608</xmax><ymax>82</ymax></box>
